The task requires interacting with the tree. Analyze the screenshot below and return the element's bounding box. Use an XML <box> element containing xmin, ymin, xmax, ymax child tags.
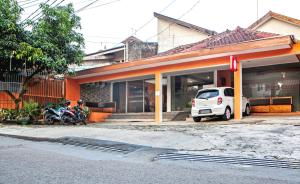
<box><xmin>0</xmin><ymin>0</ymin><xmax>84</xmax><ymax>110</ymax></box>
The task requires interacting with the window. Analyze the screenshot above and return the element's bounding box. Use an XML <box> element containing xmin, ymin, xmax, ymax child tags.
<box><xmin>196</xmin><ymin>90</ymin><xmax>219</xmax><ymax>99</ymax></box>
<box><xmin>224</xmin><ymin>88</ymin><xmax>234</xmax><ymax>97</ymax></box>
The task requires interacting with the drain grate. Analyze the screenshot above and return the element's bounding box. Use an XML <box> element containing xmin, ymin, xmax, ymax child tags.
<box><xmin>57</xmin><ymin>138</ymin><xmax>138</xmax><ymax>154</ymax></box>
<box><xmin>156</xmin><ymin>152</ymin><xmax>300</xmax><ymax>169</ymax></box>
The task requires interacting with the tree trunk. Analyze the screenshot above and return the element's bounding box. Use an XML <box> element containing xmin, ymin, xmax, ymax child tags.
<box><xmin>4</xmin><ymin>69</ymin><xmax>41</xmax><ymax>110</ymax></box>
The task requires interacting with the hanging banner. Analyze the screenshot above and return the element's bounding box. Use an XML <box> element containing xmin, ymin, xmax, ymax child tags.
<box><xmin>230</xmin><ymin>56</ymin><xmax>238</xmax><ymax>72</ymax></box>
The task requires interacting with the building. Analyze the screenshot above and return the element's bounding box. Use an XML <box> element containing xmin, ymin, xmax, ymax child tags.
<box><xmin>249</xmin><ymin>11</ymin><xmax>300</xmax><ymax>40</ymax></box>
<box><xmin>66</xmin><ymin>26</ymin><xmax>300</xmax><ymax>123</ymax></box>
<box><xmin>70</xmin><ymin>36</ymin><xmax>158</xmax><ymax>71</ymax></box>
<box><xmin>154</xmin><ymin>12</ymin><xmax>217</xmax><ymax>53</ymax></box>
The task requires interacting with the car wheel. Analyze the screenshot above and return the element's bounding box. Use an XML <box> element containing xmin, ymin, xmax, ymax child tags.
<box><xmin>222</xmin><ymin>107</ymin><xmax>231</xmax><ymax>121</ymax></box>
<box><xmin>244</xmin><ymin>105</ymin><xmax>251</xmax><ymax>116</ymax></box>
<box><xmin>193</xmin><ymin>117</ymin><xmax>201</xmax><ymax>122</ymax></box>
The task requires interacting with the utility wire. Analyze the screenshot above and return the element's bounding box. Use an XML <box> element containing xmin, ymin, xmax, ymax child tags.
<box><xmin>30</xmin><ymin>0</ymin><xmax>65</xmax><ymax>23</ymax></box>
<box><xmin>75</xmin><ymin>0</ymin><xmax>102</xmax><ymax>13</ymax></box>
<box><xmin>80</xmin><ymin>0</ymin><xmax>120</xmax><ymax>11</ymax></box>
<box><xmin>22</xmin><ymin>0</ymin><xmax>44</xmax><ymax>9</ymax></box>
<box><xmin>133</xmin><ymin>0</ymin><xmax>178</xmax><ymax>36</ymax></box>
<box><xmin>145</xmin><ymin>0</ymin><xmax>201</xmax><ymax>41</ymax></box>
<box><xmin>111</xmin><ymin>0</ymin><xmax>178</xmax><ymax>48</ymax></box>
<box><xmin>19</xmin><ymin>0</ymin><xmax>41</xmax><ymax>7</ymax></box>
<box><xmin>29</xmin><ymin>0</ymin><xmax>59</xmax><ymax>22</ymax></box>
<box><xmin>21</xmin><ymin>0</ymin><xmax>50</xmax><ymax>23</ymax></box>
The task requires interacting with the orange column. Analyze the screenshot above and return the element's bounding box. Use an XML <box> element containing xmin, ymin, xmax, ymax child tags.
<box><xmin>234</xmin><ymin>61</ymin><xmax>242</xmax><ymax>120</ymax></box>
<box><xmin>155</xmin><ymin>72</ymin><xmax>162</xmax><ymax>123</ymax></box>
<box><xmin>65</xmin><ymin>78</ymin><xmax>80</xmax><ymax>107</ymax></box>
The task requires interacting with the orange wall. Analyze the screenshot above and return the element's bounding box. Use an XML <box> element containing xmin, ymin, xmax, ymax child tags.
<box><xmin>65</xmin><ymin>78</ymin><xmax>80</xmax><ymax>106</ymax></box>
<box><xmin>0</xmin><ymin>92</ymin><xmax>16</xmax><ymax>109</ymax></box>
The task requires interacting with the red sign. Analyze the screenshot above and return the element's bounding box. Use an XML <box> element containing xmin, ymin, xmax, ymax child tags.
<box><xmin>230</xmin><ymin>56</ymin><xmax>238</xmax><ymax>72</ymax></box>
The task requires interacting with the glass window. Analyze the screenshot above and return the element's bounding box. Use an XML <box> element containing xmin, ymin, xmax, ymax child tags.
<box><xmin>113</xmin><ymin>82</ymin><xmax>126</xmax><ymax>113</ymax></box>
<box><xmin>243</xmin><ymin>63</ymin><xmax>300</xmax><ymax>111</ymax></box>
<box><xmin>224</xmin><ymin>88</ymin><xmax>234</xmax><ymax>97</ymax></box>
<box><xmin>196</xmin><ymin>90</ymin><xmax>219</xmax><ymax>99</ymax></box>
<box><xmin>171</xmin><ymin>72</ymin><xmax>214</xmax><ymax>111</ymax></box>
<box><xmin>127</xmin><ymin>80</ymin><xmax>143</xmax><ymax>112</ymax></box>
<box><xmin>144</xmin><ymin>79</ymin><xmax>155</xmax><ymax>112</ymax></box>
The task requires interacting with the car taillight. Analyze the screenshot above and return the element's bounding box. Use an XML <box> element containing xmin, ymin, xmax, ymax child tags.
<box><xmin>192</xmin><ymin>99</ymin><xmax>195</xmax><ymax>107</ymax></box>
<box><xmin>217</xmin><ymin>97</ymin><xmax>222</xmax><ymax>105</ymax></box>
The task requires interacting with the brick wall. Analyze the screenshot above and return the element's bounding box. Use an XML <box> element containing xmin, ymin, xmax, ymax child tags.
<box><xmin>80</xmin><ymin>82</ymin><xmax>111</xmax><ymax>103</ymax></box>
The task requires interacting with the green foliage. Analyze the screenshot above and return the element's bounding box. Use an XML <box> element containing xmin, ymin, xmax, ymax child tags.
<box><xmin>0</xmin><ymin>109</ymin><xmax>22</xmax><ymax>121</ymax></box>
<box><xmin>30</xmin><ymin>3</ymin><xmax>85</xmax><ymax>74</ymax></box>
<box><xmin>82</xmin><ymin>106</ymin><xmax>90</xmax><ymax>117</ymax></box>
<box><xmin>22</xmin><ymin>100</ymin><xmax>41</xmax><ymax>121</ymax></box>
<box><xmin>0</xmin><ymin>0</ymin><xmax>85</xmax><ymax>109</ymax></box>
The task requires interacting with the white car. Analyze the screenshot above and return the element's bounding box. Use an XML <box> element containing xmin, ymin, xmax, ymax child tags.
<box><xmin>191</xmin><ymin>87</ymin><xmax>250</xmax><ymax>122</ymax></box>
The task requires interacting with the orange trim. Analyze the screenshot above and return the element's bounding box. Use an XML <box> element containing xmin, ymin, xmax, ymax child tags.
<box><xmin>74</xmin><ymin>36</ymin><xmax>293</xmax><ymax>78</ymax></box>
<box><xmin>77</xmin><ymin>57</ymin><xmax>229</xmax><ymax>84</ymax></box>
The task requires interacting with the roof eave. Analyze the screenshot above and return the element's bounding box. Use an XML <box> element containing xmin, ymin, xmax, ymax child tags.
<box><xmin>72</xmin><ymin>35</ymin><xmax>293</xmax><ymax>79</ymax></box>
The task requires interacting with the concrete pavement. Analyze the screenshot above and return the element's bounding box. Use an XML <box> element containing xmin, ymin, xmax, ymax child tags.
<box><xmin>1</xmin><ymin>136</ymin><xmax>300</xmax><ymax>184</ymax></box>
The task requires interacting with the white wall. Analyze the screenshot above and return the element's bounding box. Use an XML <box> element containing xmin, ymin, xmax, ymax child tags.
<box><xmin>254</xmin><ymin>18</ymin><xmax>300</xmax><ymax>40</ymax></box>
<box><xmin>157</xmin><ymin>19</ymin><xmax>210</xmax><ymax>53</ymax></box>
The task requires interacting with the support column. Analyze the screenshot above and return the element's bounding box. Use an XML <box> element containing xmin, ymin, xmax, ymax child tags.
<box><xmin>214</xmin><ymin>70</ymin><xmax>218</xmax><ymax>87</ymax></box>
<box><xmin>155</xmin><ymin>72</ymin><xmax>163</xmax><ymax>123</ymax></box>
<box><xmin>167</xmin><ymin>75</ymin><xmax>171</xmax><ymax>112</ymax></box>
<box><xmin>234</xmin><ymin>62</ymin><xmax>243</xmax><ymax>120</ymax></box>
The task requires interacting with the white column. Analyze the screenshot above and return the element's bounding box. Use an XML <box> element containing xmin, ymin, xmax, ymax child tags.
<box><xmin>167</xmin><ymin>75</ymin><xmax>171</xmax><ymax>112</ymax></box>
<box><xmin>214</xmin><ymin>70</ymin><xmax>218</xmax><ymax>87</ymax></box>
<box><xmin>110</xmin><ymin>82</ymin><xmax>113</xmax><ymax>102</ymax></box>
<box><xmin>125</xmin><ymin>81</ymin><xmax>128</xmax><ymax>113</ymax></box>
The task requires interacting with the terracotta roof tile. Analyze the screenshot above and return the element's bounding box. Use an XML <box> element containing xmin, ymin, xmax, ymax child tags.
<box><xmin>249</xmin><ymin>11</ymin><xmax>300</xmax><ymax>29</ymax></box>
<box><xmin>157</xmin><ymin>27</ymin><xmax>278</xmax><ymax>57</ymax></box>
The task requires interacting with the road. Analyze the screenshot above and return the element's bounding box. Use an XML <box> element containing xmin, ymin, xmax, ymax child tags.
<box><xmin>0</xmin><ymin>136</ymin><xmax>299</xmax><ymax>184</ymax></box>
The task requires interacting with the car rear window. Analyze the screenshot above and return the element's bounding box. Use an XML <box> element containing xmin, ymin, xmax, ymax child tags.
<box><xmin>196</xmin><ymin>90</ymin><xmax>219</xmax><ymax>99</ymax></box>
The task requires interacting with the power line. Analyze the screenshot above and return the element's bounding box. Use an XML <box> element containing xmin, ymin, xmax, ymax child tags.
<box><xmin>80</xmin><ymin>0</ymin><xmax>121</xmax><ymax>11</ymax></box>
<box><xmin>111</xmin><ymin>0</ymin><xmax>178</xmax><ymax>48</ymax></box>
<box><xmin>22</xmin><ymin>0</ymin><xmax>44</xmax><ymax>9</ymax></box>
<box><xmin>21</xmin><ymin>0</ymin><xmax>50</xmax><ymax>23</ymax></box>
<box><xmin>19</xmin><ymin>0</ymin><xmax>41</xmax><ymax>7</ymax></box>
<box><xmin>132</xmin><ymin>0</ymin><xmax>178</xmax><ymax>36</ymax></box>
<box><xmin>75</xmin><ymin>0</ymin><xmax>102</xmax><ymax>13</ymax></box>
<box><xmin>145</xmin><ymin>0</ymin><xmax>201</xmax><ymax>41</ymax></box>
<box><xmin>29</xmin><ymin>0</ymin><xmax>60</xmax><ymax>22</ymax></box>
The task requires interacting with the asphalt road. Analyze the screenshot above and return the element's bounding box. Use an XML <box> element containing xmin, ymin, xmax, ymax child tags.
<box><xmin>0</xmin><ymin>136</ymin><xmax>299</xmax><ymax>184</ymax></box>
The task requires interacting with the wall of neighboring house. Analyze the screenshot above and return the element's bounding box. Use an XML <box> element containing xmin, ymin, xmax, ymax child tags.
<box><xmin>127</xmin><ymin>42</ymin><xmax>158</xmax><ymax>61</ymax></box>
<box><xmin>253</xmin><ymin>18</ymin><xmax>300</xmax><ymax>40</ymax></box>
<box><xmin>157</xmin><ymin>19</ymin><xmax>210</xmax><ymax>53</ymax></box>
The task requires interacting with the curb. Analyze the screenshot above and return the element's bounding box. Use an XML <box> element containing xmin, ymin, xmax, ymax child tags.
<box><xmin>0</xmin><ymin>133</ymin><xmax>60</xmax><ymax>143</ymax></box>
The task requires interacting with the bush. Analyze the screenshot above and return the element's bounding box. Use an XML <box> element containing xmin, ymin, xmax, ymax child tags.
<box><xmin>83</xmin><ymin>106</ymin><xmax>90</xmax><ymax>117</ymax></box>
<box><xmin>0</xmin><ymin>109</ymin><xmax>23</xmax><ymax>121</ymax></box>
<box><xmin>22</xmin><ymin>100</ymin><xmax>41</xmax><ymax>121</ymax></box>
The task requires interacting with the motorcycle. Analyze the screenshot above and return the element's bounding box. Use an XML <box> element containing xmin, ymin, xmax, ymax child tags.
<box><xmin>72</xmin><ymin>106</ymin><xmax>87</xmax><ymax>125</ymax></box>
<box><xmin>43</xmin><ymin>106</ymin><xmax>64</xmax><ymax>125</ymax></box>
<box><xmin>43</xmin><ymin>100</ymin><xmax>87</xmax><ymax>125</ymax></box>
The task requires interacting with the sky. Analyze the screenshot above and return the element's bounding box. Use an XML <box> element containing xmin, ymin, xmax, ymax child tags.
<box><xmin>19</xmin><ymin>0</ymin><xmax>300</xmax><ymax>54</ymax></box>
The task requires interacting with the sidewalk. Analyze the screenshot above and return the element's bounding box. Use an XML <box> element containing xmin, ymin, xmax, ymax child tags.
<box><xmin>0</xmin><ymin>117</ymin><xmax>300</xmax><ymax>160</ymax></box>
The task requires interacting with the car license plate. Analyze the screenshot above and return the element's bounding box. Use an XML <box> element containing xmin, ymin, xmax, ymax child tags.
<box><xmin>199</xmin><ymin>109</ymin><xmax>211</xmax><ymax>114</ymax></box>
